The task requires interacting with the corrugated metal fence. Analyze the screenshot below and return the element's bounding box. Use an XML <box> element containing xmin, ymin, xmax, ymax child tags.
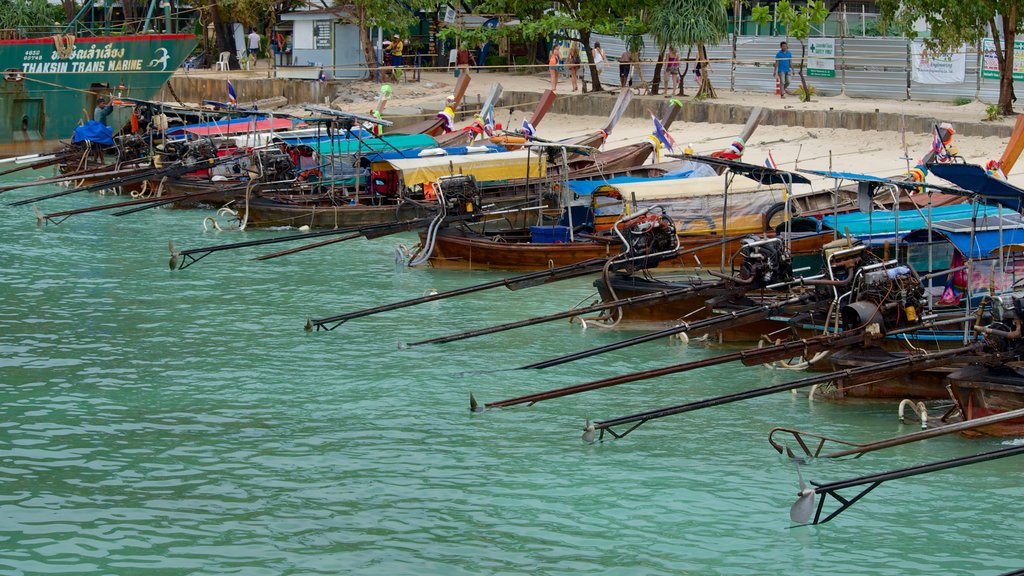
<box><xmin>590</xmin><ymin>34</ymin><xmax>1013</xmax><ymax>104</ymax></box>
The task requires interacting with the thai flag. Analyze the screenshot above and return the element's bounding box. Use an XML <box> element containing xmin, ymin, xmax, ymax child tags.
<box><xmin>484</xmin><ymin>105</ymin><xmax>495</xmax><ymax>133</ymax></box>
<box><xmin>226</xmin><ymin>80</ymin><xmax>237</xmax><ymax>106</ymax></box>
<box><xmin>521</xmin><ymin>119</ymin><xmax>536</xmax><ymax>137</ymax></box>
<box><xmin>764</xmin><ymin>151</ymin><xmax>777</xmax><ymax>170</ymax></box>
<box><xmin>932</xmin><ymin>126</ymin><xmax>949</xmax><ymax>160</ymax></box>
<box><xmin>652</xmin><ymin>113</ymin><xmax>674</xmax><ymax>151</ymax></box>
<box><xmin>318</xmin><ymin>69</ymin><xmax>327</xmax><ymax>83</ymax></box>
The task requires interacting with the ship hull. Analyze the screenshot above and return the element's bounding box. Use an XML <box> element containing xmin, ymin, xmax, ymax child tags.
<box><xmin>0</xmin><ymin>34</ymin><xmax>196</xmax><ymax>157</ymax></box>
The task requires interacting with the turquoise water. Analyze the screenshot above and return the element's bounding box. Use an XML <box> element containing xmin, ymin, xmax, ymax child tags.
<box><xmin>1</xmin><ymin>175</ymin><xmax>1022</xmax><ymax>575</ymax></box>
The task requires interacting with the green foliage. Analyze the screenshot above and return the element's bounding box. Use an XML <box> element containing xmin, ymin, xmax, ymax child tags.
<box><xmin>986</xmin><ymin>103</ymin><xmax>1001</xmax><ymax>121</ymax></box>
<box><xmin>752</xmin><ymin>0</ymin><xmax>827</xmax><ymax>40</ymax></box>
<box><xmin>877</xmin><ymin>0</ymin><xmax>1008</xmax><ymax>53</ymax></box>
<box><xmin>441</xmin><ymin>0</ymin><xmax>655</xmax><ymax>46</ymax></box>
<box><xmin>952</xmin><ymin>96</ymin><xmax>973</xmax><ymax>106</ymax></box>
<box><xmin>796</xmin><ymin>83</ymin><xmax>817</xmax><ymax>102</ymax></box>
<box><xmin>0</xmin><ymin>0</ymin><xmax>64</xmax><ymax>28</ymax></box>
<box><xmin>648</xmin><ymin>0</ymin><xmax>728</xmax><ymax>49</ymax></box>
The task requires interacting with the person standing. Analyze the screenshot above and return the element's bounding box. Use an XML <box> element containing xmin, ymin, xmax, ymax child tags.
<box><xmin>391</xmin><ymin>34</ymin><xmax>404</xmax><ymax>69</ymax></box>
<box><xmin>567</xmin><ymin>44</ymin><xmax>581</xmax><ymax>92</ymax></box>
<box><xmin>618</xmin><ymin>49</ymin><xmax>634</xmax><ymax>88</ymax></box>
<box><xmin>93</xmin><ymin>96</ymin><xmax>114</xmax><ymax>126</ymax></box>
<box><xmin>247</xmin><ymin>29</ymin><xmax>260</xmax><ymax>60</ymax></box>
<box><xmin>774</xmin><ymin>41</ymin><xmax>792</xmax><ymax>99</ymax></box>
<box><xmin>592</xmin><ymin>42</ymin><xmax>606</xmax><ymax>72</ymax></box>
<box><xmin>548</xmin><ymin>45</ymin><xmax>560</xmax><ymax>91</ymax></box>
<box><xmin>665</xmin><ymin>46</ymin><xmax>680</xmax><ymax>93</ymax></box>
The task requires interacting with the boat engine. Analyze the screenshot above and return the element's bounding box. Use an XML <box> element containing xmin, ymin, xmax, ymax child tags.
<box><xmin>612</xmin><ymin>211</ymin><xmax>678</xmax><ymax>271</ymax></box>
<box><xmin>735</xmin><ymin>237</ymin><xmax>793</xmax><ymax>289</ymax></box>
<box><xmin>252</xmin><ymin>150</ymin><xmax>294</xmax><ymax>182</ymax></box>
<box><xmin>114</xmin><ymin>134</ymin><xmax>150</xmax><ymax>162</ymax></box>
<box><xmin>975</xmin><ymin>292</ymin><xmax>1024</xmax><ymax>358</ymax></box>
<box><xmin>436</xmin><ymin>175</ymin><xmax>481</xmax><ymax>215</ymax></box>
<box><xmin>841</xmin><ymin>263</ymin><xmax>925</xmax><ymax>334</ymax></box>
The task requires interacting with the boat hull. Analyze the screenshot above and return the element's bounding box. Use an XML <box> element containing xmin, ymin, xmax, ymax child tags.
<box><xmin>0</xmin><ymin>34</ymin><xmax>196</xmax><ymax>157</ymax></box>
<box><xmin>948</xmin><ymin>364</ymin><xmax>1024</xmax><ymax>437</ymax></box>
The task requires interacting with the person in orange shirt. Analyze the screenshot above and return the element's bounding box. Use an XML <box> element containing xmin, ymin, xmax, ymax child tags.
<box><xmin>548</xmin><ymin>45</ymin><xmax>560</xmax><ymax>91</ymax></box>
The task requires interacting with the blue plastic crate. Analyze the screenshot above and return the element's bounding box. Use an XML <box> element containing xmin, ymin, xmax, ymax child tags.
<box><xmin>530</xmin><ymin>225</ymin><xmax>572</xmax><ymax>244</ymax></box>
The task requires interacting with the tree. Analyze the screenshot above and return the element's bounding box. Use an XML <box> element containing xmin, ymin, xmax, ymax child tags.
<box><xmin>752</xmin><ymin>0</ymin><xmax>827</xmax><ymax>102</ymax></box>
<box><xmin>648</xmin><ymin>0</ymin><xmax>728</xmax><ymax>98</ymax></box>
<box><xmin>442</xmin><ymin>0</ymin><xmax>655</xmax><ymax>92</ymax></box>
<box><xmin>0</xmin><ymin>0</ymin><xmax>64</xmax><ymax>28</ymax></box>
<box><xmin>879</xmin><ymin>0</ymin><xmax>1022</xmax><ymax>115</ymax></box>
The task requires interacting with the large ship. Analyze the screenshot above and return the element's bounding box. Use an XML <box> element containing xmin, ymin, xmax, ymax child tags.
<box><xmin>0</xmin><ymin>2</ymin><xmax>196</xmax><ymax>157</ymax></box>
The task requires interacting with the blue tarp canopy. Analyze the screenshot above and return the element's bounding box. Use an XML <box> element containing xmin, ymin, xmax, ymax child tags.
<box><xmin>800</xmin><ymin>169</ymin><xmax>963</xmax><ymax>195</ymax></box>
<box><xmin>928</xmin><ymin>162</ymin><xmax>1024</xmax><ymax>211</ymax></box>
<box><xmin>372</xmin><ymin>144</ymin><xmax>504</xmax><ymax>161</ymax></box>
<box><xmin>72</xmin><ymin>120</ymin><xmax>114</xmax><ymax>146</ymax></box>
<box><xmin>903</xmin><ymin>211</ymin><xmax>1024</xmax><ymax>257</ymax></box>
<box><xmin>566</xmin><ymin>172</ymin><xmax>697</xmax><ymax>196</ymax></box>
<box><xmin>822</xmin><ymin>204</ymin><xmax>978</xmax><ymax>237</ymax></box>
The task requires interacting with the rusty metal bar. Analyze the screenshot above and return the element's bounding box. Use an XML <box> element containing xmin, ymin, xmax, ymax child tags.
<box><xmin>309</xmin><ymin>257</ymin><xmax>612</xmax><ymax>331</ymax></box>
<box><xmin>517</xmin><ymin>295</ymin><xmax>812</xmax><ymax>370</ymax></box>
<box><xmin>487</xmin><ymin>330</ymin><xmax>866</xmax><ymax>409</ymax></box>
<box><xmin>770</xmin><ymin>406</ymin><xmax>1024</xmax><ymax>460</ymax></box>
<box><xmin>591</xmin><ymin>343</ymin><xmax>983</xmax><ymax>441</ymax></box>
<box><xmin>805</xmin><ymin>443</ymin><xmax>1024</xmax><ymax>525</ymax></box>
<box><xmin>408</xmin><ymin>283</ymin><xmax>715</xmax><ymax>348</ymax></box>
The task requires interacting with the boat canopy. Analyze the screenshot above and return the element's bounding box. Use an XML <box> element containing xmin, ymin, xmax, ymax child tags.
<box><xmin>272</xmin><ymin>127</ymin><xmax>373</xmax><ymax>145</ymax></box>
<box><xmin>902</xmin><ymin>212</ymin><xmax>1024</xmax><ymax>258</ymax></box>
<box><xmin>928</xmin><ymin>162</ymin><xmax>1024</xmax><ymax>211</ymax></box>
<box><xmin>166</xmin><ymin>117</ymin><xmax>302</xmax><ymax>137</ymax></box>
<box><xmin>308</xmin><ymin>134</ymin><xmax>437</xmax><ymax>156</ymax></box>
<box><xmin>567</xmin><ymin>172</ymin><xmax>698</xmax><ymax>196</ymax></box>
<box><xmin>822</xmin><ymin>204</ymin><xmax>979</xmax><ymax>237</ymax></box>
<box><xmin>378</xmin><ymin>150</ymin><xmax>546</xmax><ymax>187</ymax></box>
<box><xmin>373</xmin><ymin>144</ymin><xmax>504</xmax><ymax>161</ymax></box>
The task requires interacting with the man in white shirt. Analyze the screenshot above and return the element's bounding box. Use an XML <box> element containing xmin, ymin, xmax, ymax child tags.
<box><xmin>248</xmin><ymin>29</ymin><xmax>260</xmax><ymax>59</ymax></box>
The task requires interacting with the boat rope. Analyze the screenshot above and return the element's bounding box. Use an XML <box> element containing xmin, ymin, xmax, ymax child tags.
<box><xmin>52</xmin><ymin>35</ymin><xmax>75</xmax><ymax>59</ymax></box>
<box><xmin>202</xmin><ymin>217</ymin><xmax>224</xmax><ymax>232</ymax></box>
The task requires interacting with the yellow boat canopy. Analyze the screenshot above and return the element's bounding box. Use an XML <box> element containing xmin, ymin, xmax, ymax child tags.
<box><xmin>375</xmin><ymin>150</ymin><xmax>546</xmax><ymax>188</ymax></box>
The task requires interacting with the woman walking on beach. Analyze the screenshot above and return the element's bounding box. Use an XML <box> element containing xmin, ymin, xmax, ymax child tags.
<box><xmin>567</xmin><ymin>44</ymin><xmax>581</xmax><ymax>91</ymax></box>
<box><xmin>548</xmin><ymin>45</ymin><xmax>561</xmax><ymax>91</ymax></box>
<box><xmin>665</xmin><ymin>46</ymin><xmax>680</xmax><ymax>93</ymax></box>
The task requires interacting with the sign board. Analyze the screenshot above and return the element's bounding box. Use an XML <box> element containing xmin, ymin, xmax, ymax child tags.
<box><xmin>982</xmin><ymin>38</ymin><xmax>1024</xmax><ymax>80</ymax></box>
<box><xmin>443</xmin><ymin>6</ymin><xmax>456</xmax><ymax>24</ymax></box>
<box><xmin>807</xmin><ymin>38</ymin><xmax>835</xmax><ymax>78</ymax></box>
<box><xmin>314</xmin><ymin>20</ymin><xmax>331</xmax><ymax>49</ymax></box>
<box><xmin>911</xmin><ymin>40</ymin><xmax>965</xmax><ymax>84</ymax></box>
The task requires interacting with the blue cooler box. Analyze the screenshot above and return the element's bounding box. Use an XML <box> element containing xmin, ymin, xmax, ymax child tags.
<box><xmin>530</xmin><ymin>225</ymin><xmax>572</xmax><ymax>244</ymax></box>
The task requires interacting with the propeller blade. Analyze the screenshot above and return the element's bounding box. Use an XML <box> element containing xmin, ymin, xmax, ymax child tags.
<box><xmin>790</xmin><ymin>490</ymin><xmax>816</xmax><ymax>524</ymax></box>
<box><xmin>790</xmin><ymin>464</ymin><xmax>816</xmax><ymax>524</ymax></box>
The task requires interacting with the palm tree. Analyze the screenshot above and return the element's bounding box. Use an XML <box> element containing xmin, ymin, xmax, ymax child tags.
<box><xmin>648</xmin><ymin>0</ymin><xmax>727</xmax><ymax>98</ymax></box>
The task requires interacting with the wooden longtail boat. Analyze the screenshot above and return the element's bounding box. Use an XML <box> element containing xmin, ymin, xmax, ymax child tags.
<box><xmin>947</xmin><ymin>364</ymin><xmax>1024</xmax><ymax>437</ymax></box>
<box><xmin>390</xmin><ymin>74</ymin><xmax>473</xmax><ymax>137</ymax></box>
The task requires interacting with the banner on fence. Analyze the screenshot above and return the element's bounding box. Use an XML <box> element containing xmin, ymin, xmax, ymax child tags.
<box><xmin>911</xmin><ymin>40</ymin><xmax>965</xmax><ymax>84</ymax></box>
<box><xmin>982</xmin><ymin>38</ymin><xmax>1024</xmax><ymax>80</ymax></box>
<box><xmin>807</xmin><ymin>38</ymin><xmax>835</xmax><ymax>78</ymax></box>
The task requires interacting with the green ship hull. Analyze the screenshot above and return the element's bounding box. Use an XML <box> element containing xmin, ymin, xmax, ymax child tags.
<box><xmin>0</xmin><ymin>33</ymin><xmax>196</xmax><ymax>157</ymax></box>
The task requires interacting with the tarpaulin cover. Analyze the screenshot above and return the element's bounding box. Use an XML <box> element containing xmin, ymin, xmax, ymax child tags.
<box><xmin>72</xmin><ymin>121</ymin><xmax>114</xmax><ymax>146</ymax></box>
<box><xmin>380</xmin><ymin>150</ymin><xmax>545</xmax><ymax>187</ymax></box>
<box><xmin>567</xmin><ymin>173</ymin><xmax>695</xmax><ymax>196</ymax></box>
<box><xmin>928</xmin><ymin>162</ymin><xmax>1024</xmax><ymax>211</ymax></box>
<box><xmin>310</xmin><ymin>134</ymin><xmax>437</xmax><ymax>156</ymax></box>
<box><xmin>166</xmin><ymin>117</ymin><xmax>301</xmax><ymax>137</ymax></box>
<box><xmin>822</xmin><ymin>205</ymin><xmax>978</xmax><ymax>237</ymax></box>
